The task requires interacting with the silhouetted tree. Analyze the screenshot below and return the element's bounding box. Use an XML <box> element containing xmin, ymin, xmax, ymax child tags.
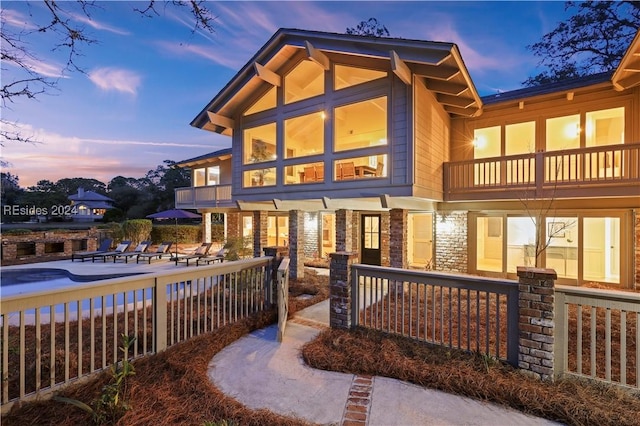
<box><xmin>524</xmin><ymin>1</ymin><xmax>640</xmax><ymax>86</ymax></box>
<box><xmin>346</xmin><ymin>18</ymin><xmax>390</xmax><ymax>37</ymax></box>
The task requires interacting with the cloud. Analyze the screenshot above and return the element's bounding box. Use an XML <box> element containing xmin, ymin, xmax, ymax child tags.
<box><xmin>88</xmin><ymin>67</ymin><xmax>142</xmax><ymax>95</ymax></box>
<box><xmin>69</xmin><ymin>12</ymin><xmax>130</xmax><ymax>35</ymax></box>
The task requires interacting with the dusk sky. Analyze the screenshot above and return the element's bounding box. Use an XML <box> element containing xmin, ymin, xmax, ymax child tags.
<box><xmin>1</xmin><ymin>1</ymin><xmax>573</xmax><ymax>187</ymax></box>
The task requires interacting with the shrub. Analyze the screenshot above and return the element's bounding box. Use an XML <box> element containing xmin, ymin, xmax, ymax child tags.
<box><xmin>2</xmin><ymin>228</ymin><xmax>32</xmax><ymax>235</ymax></box>
<box><xmin>150</xmin><ymin>224</ymin><xmax>201</xmax><ymax>244</ymax></box>
<box><xmin>102</xmin><ymin>208</ymin><xmax>125</xmax><ymax>223</ymax></box>
<box><xmin>121</xmin><ymin>219</ymin><xmax>152</xmax><ymax>245</ymax></box>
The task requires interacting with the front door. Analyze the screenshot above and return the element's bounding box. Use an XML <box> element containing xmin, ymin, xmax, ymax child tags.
<box><xmin>361</xmin><ymin>214</ymin><xmax>381</xmax><ymax>265</ymax></box>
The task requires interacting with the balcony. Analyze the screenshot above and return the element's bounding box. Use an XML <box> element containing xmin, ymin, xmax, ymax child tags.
<box><xmin>174</xmin><ymin>185</ymin><xmax>233</xmax><ymax>209</ymax></box>
<box><xmin>444</xmin><ymin>143</ymin><xmax>640</xmax><ymax>201</ymax></box>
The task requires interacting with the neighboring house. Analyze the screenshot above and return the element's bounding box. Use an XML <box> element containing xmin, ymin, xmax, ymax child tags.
<box><xmin>181</xmin><ymin>28</ymin><xmax>640</xmax><ymax>290</ymax></box>
<box><xmin>68</xmin><ymin>188</ymin><xmax>115</xmax><ymax>222</ymax></box>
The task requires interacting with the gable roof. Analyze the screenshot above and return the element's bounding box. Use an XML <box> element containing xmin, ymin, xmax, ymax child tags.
<box><xmin>191</xmin><ymin>28</ymin><xmax>482</xmax><ymax>134</ymax></box>
<box><xmin>612</xmin><ymin>28</ymin><xmax>640</xmax><ymax>91</ymax></box>
<box><xmin>68</xmin><ymin>189</ymin><xmax>113</xmax><ymax>202</ymax></box>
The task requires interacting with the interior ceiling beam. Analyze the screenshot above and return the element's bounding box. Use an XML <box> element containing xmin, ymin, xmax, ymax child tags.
<box><xmin>423</xmin><ymin>79</ymin><xmax>468</xmax><ymax>96</ymax></box>
<box><xmin>207</xmin><ymin>111</ymin><xmax>234</xmax><ymax>129</ymax></box>
<box><xmin>411</xmin><ymin>63</ymin><xmax>460</xmax><ymax>81</ymax></box>
<box><xmin>305</xmin><ymin>41</ymin><xmax>330</xmax><ymax>70</ymax></box>
<box><xmin>390</xmin><ymin>50</ymin><xmax>412</xmax><ymax>85</ymax></box>
<box><xmin>436</xmin><ymin>93</ymin><xmax>476</xmax><ymax>109</ymax></box>
<box><xmin>254</xmin><ymin>63</ymin><xmax>281</xmax><ymax>87</ymax></box>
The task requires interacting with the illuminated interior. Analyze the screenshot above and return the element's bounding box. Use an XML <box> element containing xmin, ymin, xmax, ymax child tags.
<box><xmin>334</xmin><ymin>64</ymin><xmax>387</xmax><ymax>90</ymax></box>
<box><xmin>244</xmin><ymin>86</ymin><xmax>277</xmax><ymax>116</ymax></box>
<box><xmin>334</xmin><ymin>97</ymin><xmax>387</xmax><ymax>152</ymax></box>
<box><xmin>284</xmin><ymin>60</ymin><xmax>324</xmax><ymax>104</ymax></box>
<box><xmin>333</xmin><ymin>154</ymin><xmax>387</xmax><ymax>181</ymax></box>
<box><xmin>284</xmin><ymin>112</ymin><xmax>324</xmax><ymax>158</ymax></box>
<box><xmin>268</xmin><ymin>215</ymin><xmax>289</xmax><ymax>246</ymax></box>
<box><xmin>284</xmin><ymin>162</ymin><xmax>324</xmax><ymax>184</ymax></box>
<box><xmin>243</xmin><ymin>123</ymin><xmax>276</xmax><ymax>165</ymax></box>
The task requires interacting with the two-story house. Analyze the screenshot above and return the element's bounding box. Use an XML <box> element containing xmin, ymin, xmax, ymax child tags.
<box><xmin>180</xmin><ymin>28</ymin><xmax>639</xmax><ymax>290</ymax></box>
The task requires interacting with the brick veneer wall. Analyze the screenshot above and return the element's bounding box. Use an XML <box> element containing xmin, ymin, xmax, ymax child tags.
<box><xmin>435</xmin><ymin>211</ymin><xmax>467</xmax><ymax>273</ymax></box>
<box><xmin>303</xmin><ymin>211</ymin><xmax>319</xmax><ymax>259</ymax></box>
<box><xmin>253</xmin><ymin>211</ymin><xmax>268</xmax><ymax>258</ymax></box>
<box><xmin>380</xmin><ymin>212</ymin><xmax>390</xmax><ymax>267</ymax></box>
<box><xmin>1</xmin><ymin>229</ymin><xmax>100</xmax><ymax>264</ymax></box>
<box><xmin>336</xmin><ymin>209</ymin><xmax>354</xmax><ymax>252</ymax></box>
<box><xmin>517</xmin><ymin>267</ymin><xmax>556</xmax><ymax>381</ymax></box>
<box><xmin>329</xmin><ymin>251</ymin><xmax>358</xmax><ymax>329</ymax></box>
<box><xmin>289</xmin><ymin>210</ymin><xmax>304</xmax><ymax>279</ymax></box>
<box><xmin>390</xmin><ymin>209</ymin><xmax>408</xmax><ymax>268</ymax></box>
<box><xmin>226</xmin><ymin>212</ymin><xmax>241</xmax><ymax>240</ymax></box>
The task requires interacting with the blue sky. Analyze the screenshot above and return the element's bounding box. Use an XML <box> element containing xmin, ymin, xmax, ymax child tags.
<box><xmin>1</xmin><ymin>1</ymin><xmax>571</xmax><ymax>187</ymax></box>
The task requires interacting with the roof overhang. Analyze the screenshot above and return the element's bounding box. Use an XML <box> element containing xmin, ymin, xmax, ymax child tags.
<box><xmin>191</xmin><ymin>28</ymin><xmax>483</xmax><ymax>134</ymax></box>
<box><xmin>176</xmin><ymin>148</ymin><xmax>232</xmax><ymax>168</ymax></box>
<box><xmin>612</xmin><ymin>29</ymin><xmax>640</xmax><ymax>91</ymax></box>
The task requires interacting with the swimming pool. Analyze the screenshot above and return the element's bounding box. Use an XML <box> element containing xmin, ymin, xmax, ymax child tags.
<box><xmin>1</xmin><ymin>268</ymin><xmax>145</xmax><ymax>297</ymax></box>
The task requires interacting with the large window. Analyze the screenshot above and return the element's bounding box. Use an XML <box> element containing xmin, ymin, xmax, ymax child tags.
<box><xmin>284</xmin><ymin>60</ymin><xmax>325</xmax><ymax>104</ymax></box>
<box><xmin>284</xmin><ymin>162</ymin><xmax>324</xmax><ymax>185</ymax></box>
<box><xmin>243</xmin><ymin>123</ymin><xmax>276</xmax><ymax>165</ymax></box>
<box><xmin>546</xmin><ymin>114</ymin><xmax>580</xmax><ymax>151</ymax></box>
<box><xmin>245</xmin><ymin>86</ymin><xmax>277</xmax><ymax>116</ymax></box>
<box><xmin>334</xmin><ymin>155</ymin><xmax>386</xmax><ymax>181</ymax></box>
<box><xmin>334</xmin><ymin>97</ymin><xmax>387</xmax><ymax>152</ymax></box>
<box><xmin>268</xmin><ymin>215</ymin><xmax>289</xmax><ymax>246</ymax></box>
<box><xmin>334</xmin><ymin>64</ymin><xmax>386</xmax><ymax>90</ymax></box>
<box><xmin>193</xmin><ymin>166</ymin><xmax>220</xmax><ymax>186</ymax></box>
<box><xmin>284</xmin><ymin>112</ymin><xmax>324</xmax><ymax>158</ymax></box>
<box><xmin>243</xmin><ymin>167</ymin><xmax>275</xmax><ymax>187</ymax></box>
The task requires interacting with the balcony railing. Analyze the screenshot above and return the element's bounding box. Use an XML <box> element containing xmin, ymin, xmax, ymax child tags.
<box><xmin>174</xmin><ymin>184</ymin><xmax>233</xmax><ymax>209</ymax></box>
<box><xmin>444</xmin><ymin>143</ymin><xmax>640</xmax><ymax>201</ymax></box>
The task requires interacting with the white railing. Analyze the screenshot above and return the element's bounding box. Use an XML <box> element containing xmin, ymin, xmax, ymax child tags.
<box><xmin>555</xmin><ymin>285</ymin><xmax>640</xmax><ymax>390</ymax></box>
<box><xmin>351</xmin><ymin>265</ymin><xmax>519</xmax><ymax>366</ymax></box>
<box><xmin>1</xmin><ymin>257</ymin><xmax>278</xmax><ymax>412</ymax></box>
<box><xmin>174</xmin><ymin>185</ymin><xmax>233</xmax><ymax>208</ymax></box>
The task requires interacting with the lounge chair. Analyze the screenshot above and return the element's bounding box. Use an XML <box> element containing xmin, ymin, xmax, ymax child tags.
<box><xmin>196</xmin><ymin>246</ymin><xmax>227</xmax><ymax>266</ymax></box>
<box><xmin>136</xmin><ymin>242</ymin><xmax>173</xmax><ymax>264</ymax></box>
<box><xmin>91</xmin><ymin>241</ymin><xmax>131</xmax><ymax>262</ymax></box>
<box><xmin>112</xmin><ymin>241</ymin><xmax>151</xmax><ymax>263</ymax></box>
<box><xmin>71</xmin><ymin>239</ymin><xmax>113</xmax><ymax>262</ymax></box>
<box><xmin>174</xmin><ymin>242</ymin><xmax>212</xmax><ymax>266</ymax></box>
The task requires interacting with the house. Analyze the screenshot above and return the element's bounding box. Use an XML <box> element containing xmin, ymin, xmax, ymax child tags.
<box><xmin>68</xmin><ymin>187</ymin><xmax>115</xmax><ymax>222</ymax></box>
<box><xmin>180</xmin><ymin>28</ymin><xmax>640</xmax><ymax>290</ymax></box>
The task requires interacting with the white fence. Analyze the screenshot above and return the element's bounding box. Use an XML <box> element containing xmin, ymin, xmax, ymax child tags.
<box><xmin>1</xmin><ymin>257</ymin><xmax>279</xmax><ymax>412</ymax></box>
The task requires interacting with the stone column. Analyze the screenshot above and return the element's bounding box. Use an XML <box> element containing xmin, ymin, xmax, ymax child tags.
<box><xmin>253</xmin><ymin>211</ymin><xmax>268</xmax><ymax>258</ymax></box>
<box><xmin>329</xmin><ymin>252</ymin><xmax>359</xmax><ymax>329</ymax></box>
<box><xmin>390</xmin><ymin>209</ymin><xmax>408</xmax><ymax>269</ymax></box>
<box><xmin>202</xmin><ymin>212</ymin><xmax>212</xmax><ymax>243</ymax></box>
<box><xmin>517</xmin><ymin>266</ymin><xmax>557</xmax><ymax>381</ymax></box>
<box><xmin>288</xmin><ymin>209</ymin><xmax>305</xmax><ymax>279</ymax></box>
<box><xmin>336</xmin><ymin>209</ymin><xmax>353</xmax><ymax>252</ymax></box>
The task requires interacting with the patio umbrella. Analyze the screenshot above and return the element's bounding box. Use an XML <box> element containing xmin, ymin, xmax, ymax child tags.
<box><xmin>146</xmin><ymin>208</ymin><xmax>201</xmax><ymax>258</ymax></box>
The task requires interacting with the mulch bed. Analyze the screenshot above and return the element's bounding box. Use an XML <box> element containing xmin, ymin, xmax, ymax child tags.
<box><xmin>301</xmin><ymin>326</ymin><xmax>640</xmax><ymax>426</ymax></box>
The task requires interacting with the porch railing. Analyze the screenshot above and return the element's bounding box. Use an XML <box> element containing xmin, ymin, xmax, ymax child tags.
<box><xmin>0</xmin><ymin>257</ymin><xmax>280</xmax><ymax>412</ymax></box>
<box><xmin>174</xmin><ymin>184</ymin><xmax>233</xmax><ymax>209</ymax></box>
<box><xmin>351</xmin><ymin>265</ymin><xmax>520</xmax><ymax>367</ymax></box>
<box><xmin>555</xmin><ymin>285</ymin><xmax>640</xmax><ymax>389</ymax></box>
<box><xmin>444</xmin><ymin>142</ymin><xmax>640</xmax><ymax>200</ymax></box>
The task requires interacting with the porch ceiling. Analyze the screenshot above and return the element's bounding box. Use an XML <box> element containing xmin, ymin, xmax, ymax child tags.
<box><xmin>612</xmin><ymin>29</ymin><xmax>640</xmax><ymax>91</ymax></box>
<box><xmin>192</xmin><ymin>28</ymin><xmax>482</xmax><ymax>133</ymax></box>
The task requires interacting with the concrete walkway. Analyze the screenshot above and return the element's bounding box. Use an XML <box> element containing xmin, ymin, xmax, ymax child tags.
<box><xmin>208</xmin><ymin>300</ymin><xmax>560</xmax><ymax>426</ymax></box>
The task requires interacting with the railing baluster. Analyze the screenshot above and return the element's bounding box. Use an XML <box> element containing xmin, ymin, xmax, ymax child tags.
<box><xmin>606</xmin><ymin>308</ymin><xmax>612</xmax><ymax>381</ymax></box>
<box><xmin>577</xmin><ymin>305</ymin><xmax>582</xmax><ymax>375</ymax></box>
<box><xmin>620</xmin><ymin>311</ymin><xmax>626</xmax><ymax>385</ymax></box>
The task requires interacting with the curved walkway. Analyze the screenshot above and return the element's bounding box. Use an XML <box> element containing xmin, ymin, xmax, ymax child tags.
<box><xmin>208</xmin><ymin>301</ymin><xmax>560</xmax><ymax>425</ymax></box>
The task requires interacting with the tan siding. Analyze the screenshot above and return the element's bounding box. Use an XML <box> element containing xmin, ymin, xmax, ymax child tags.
<box><xmin>413</xmin><ymin>78</ymin><xmax>450</xmax><ymax>200</ymax></box>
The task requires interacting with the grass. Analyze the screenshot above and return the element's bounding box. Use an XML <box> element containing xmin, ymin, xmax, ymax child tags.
<box><xmin>3</xmin><ymin>269</ymin><xmax>639</xmax><ymax>425</ymax></box>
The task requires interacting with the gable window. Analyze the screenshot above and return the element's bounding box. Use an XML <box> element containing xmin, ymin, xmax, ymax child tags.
<box><xmin>284</xmin><ymin>111</ymin><xmax>324</xmax><ymax>158</ymax></box>
<box><xmin>334</xmin><ymin>64</ymin><xmax>387</xmax><ymax>90</ymax></box>
<box><xmin>334</xmin><ymin>96</ymin><xmax>387</xmax><ymax>152</ymax></box>
<box><xmin>284</xmin><ymin>60</ymin><xmax>324</xmax><ymax>104</ymax></box>
<box><xmin>243</xmin><ymin>167</ymin><xmax>276</xmax><ymax>187</ymax></box>
<box><xmin>243</xmin><ymin>123</ymin><xmax>276</xmax><ymax>165</ymax></box>
<box><xmin>245</xmin><ymin>86</ymin><xmax>277</xmax><ymax>116</ymax></box>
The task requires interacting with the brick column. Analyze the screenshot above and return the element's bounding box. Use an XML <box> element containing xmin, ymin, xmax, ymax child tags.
<box><xmin>288</xmin><ymin>210</ymin><xmax>305</xmax><ymax>280</ymax></box>
<box><xmin>225</xmin><ymin>212</ymin><xmax>241</xmax><ymax>240</ymax></box>
<box><xmin>336</xmin><ymin>209</ymin><xmax>353</xmax><ymax>252</ymax></box>
<box><xmin>253</xmin><ymin>211</ymin><xmax>268</xmax><ymax>258</ymax></box>
<box><xmin>329</xmin><ymin>251</ymin><xmax>359</xmax><ymax>329</ymax></box>
<box><xmin>517</xmin><ymin>266</ymin><xmax>557</xmax><ymax>381</ymax></box>
<box><xmin>380</xmin><ymin>211</ymin><xmax>390</xmax><ymax>267</ymax></box>
<box><xmin>390</xmin><ymin>209</ymin><xmax>408</xmax><ymax>268</ymax></box>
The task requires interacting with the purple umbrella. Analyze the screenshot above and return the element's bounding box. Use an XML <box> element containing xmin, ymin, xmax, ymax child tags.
<box><xmin>147</xmin><ymin>209</ymin><xmax>201</xmax><ymax>258</ymax></box>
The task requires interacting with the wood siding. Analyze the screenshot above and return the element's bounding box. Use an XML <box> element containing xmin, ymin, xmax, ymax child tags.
<box><xmin>413</xmin><ymin>77</ymin><xmax>450</xmax><ymax>200</ymax></box>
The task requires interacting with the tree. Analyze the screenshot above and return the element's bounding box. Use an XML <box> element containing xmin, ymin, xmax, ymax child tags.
<box><xmin>142</xmin><ymin>160</ymin><xmax>190</xmax><ymax>212</ymax></box>
<box><xmin>17</xmin><ymin>179</ymin><xmax>69</xmax><ymax>220</ymax></box>
<box><xmin>56</xmin><ymin>177</ymin><xmax>107</xmax><ymax>196</ymax></box>
<box><xmin>346</xmin><ymin>18</ymin><xmax>390</xmax><ymax>37</ymax></box>
<box><xmin>107</xmin><ymin>176</ymin><xmax>148</xmax><ymax>218</ymax></box>
<box><xmin>1</xmin><ymin>172</ymin><xmax>23</xmax><ymax>205</ymax></box>
<box><xmin>524</xmin><ymin>1</ymin><xmax>640</xmax><ymax>86</ymax></box>
<box><xmin>1</xmin><ymin>1</ymin><xmax>217</xmax><ymax>143</ymax></box>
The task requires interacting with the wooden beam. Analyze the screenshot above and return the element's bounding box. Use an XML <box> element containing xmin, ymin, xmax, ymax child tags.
<box><xmin>566</xmin><ymin>92</ymin><xmax>574</xmax><ymax>101</ymax></box>
<box><xmin>254</xmin><ymin>63</ymin><xmax>281</xmax><ymax>87</ymax></box>
<box><xmin>390</xmin><ymin>50</ymin><xmax>412</xmax><ymax>85</ymax></box>
<box><xmin>236</xmin><ymin>200</ymin><xmax>277</xmax><ymax>211</ymax></box>
<box><xmin>380</xmin><ymin>195</ymin><xmax>437</xmax><ymax>211</ymax></box>
<box><xmin>273</xmin><ymin>198</ymin><xmax>325</xmax><ymax>211</ymax></box>
<box><xmin>436</xmin><ymin>93</ymin><xmax>476</xmax><ymax>109</ymax></box>
<box><xmin>444</xmin><ymin>105</ymin><xmax>480</xmax><ymax>117</ymax></box>
<box><xmin>304</xmin><ymin>41</ymin><xmax>330</xmax><ymax>70</ymax></box>
<box><xmin>412</xmin><ymin>63</ymin><xmax>460</xmax><ymax>81</ymax></box>
<box><xmin>207</xmin><ymin>111</ymin><xmax>234</xmax><ymax>129</ymax></box>
<box><xmin>423</xmin><ymin>79</ymin><xmax>468</xmax><ymax>96</ymax></box>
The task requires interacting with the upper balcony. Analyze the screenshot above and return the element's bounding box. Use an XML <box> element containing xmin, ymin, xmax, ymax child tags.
<box><xmin>174</xmin><ymin>185</ymin><xmax>234</xmax><ymax>210</ymax></box>
<box><xmin>444</xmin><ymin>143</ymin><xmax>640</xmax><ymax>201</ymax></box>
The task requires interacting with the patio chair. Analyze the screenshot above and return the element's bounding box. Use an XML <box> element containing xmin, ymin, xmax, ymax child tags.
<box><xmin>196</xmin><ymin>246</ymin><xmax>228</xmax><ymax>266</ymax></box>
<box><xmin>136</xmin><ymin>242</ymin><xmax>173</xmax><ymax>264</ymax></box>
<box><xmin>174</xmin><ymin>242</ymin><xmax>212</xmax><ymax>266</ymax></box>
<box><xmin>341</xmin><ymin>162</ymin><xmax>356</xmax><ymax>180</ymax></box>
<box><xmin>112</xmin><ymin>241</ymin><xmax>151</xmax><ymax>263</ymax></box>
<box><xmin>91</xmin><ymin>241</ymin><xmax>131</xmax><ymax>262</ymax></box>
<box><xmin>71</xmin><ymin>239</ymin><xmax>113</xmax><ymax>262</ymax></box>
